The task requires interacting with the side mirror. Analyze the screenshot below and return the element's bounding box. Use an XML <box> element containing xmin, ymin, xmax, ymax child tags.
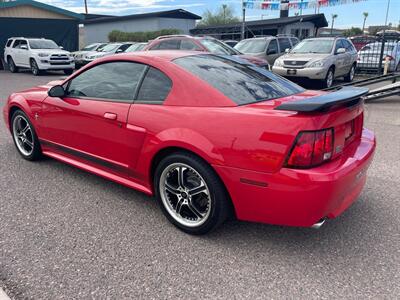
<box><xmin>20</xmin><ymin>45</ymin><xmax>28</xmax><ymax>50</ymax></box>
<box><xmin>336</xmin><ymin>48</ymin><xmax>346</xmax><ymax>54</ymax></box>
<box><xmin>59</xmin><ymin>46</ymin><xmax>64</xmax><ymax>49</ymax></box>
<box><xmin>48</xmin><ymin>85</ymin><xmax>65</xmax><ymax>98</ymax></box>
<box><xmin>285</xmin><ymin>48</ymin><xmax>290</xmax><ymax>53</ymax></box>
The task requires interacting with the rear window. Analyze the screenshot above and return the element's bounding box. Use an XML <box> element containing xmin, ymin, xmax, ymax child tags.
<box><xmin>174</xmin><ymin>55</ymin><xmax>304</xmax><ymax>105</ymax></box>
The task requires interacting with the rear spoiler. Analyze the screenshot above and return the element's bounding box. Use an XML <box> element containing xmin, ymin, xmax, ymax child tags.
<box><xmin>275</xmin><ymin>87</ymin><xmax>369</xmax><ymax>113</ymax></box>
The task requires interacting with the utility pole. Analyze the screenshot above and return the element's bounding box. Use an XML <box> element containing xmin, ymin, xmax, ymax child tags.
<box><xmin>84</xmin><ymin>0</ymin><xmax>88</xmax><ymax>14</ymax></box>
<box><xmin>241</xmin><ymin>0</ymin><xmax>246</xmax><ymax>40</ymax></box>
<box><xmin>378</xmin><ymin>0</ymin><xmax>391</xmax><ymax>74</ymax></box>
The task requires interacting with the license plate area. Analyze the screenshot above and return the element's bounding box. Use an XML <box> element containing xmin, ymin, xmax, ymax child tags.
<box><xmin>287</xmin><ymin>69</ymin><xmax>297</xmax><ymax>75</ymax></box>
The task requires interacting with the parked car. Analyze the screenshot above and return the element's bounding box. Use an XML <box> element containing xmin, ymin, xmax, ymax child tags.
<box><xmin>349</xmin><ymin>35</ymin><xmax>377</xmax><ymax>51</ymax></box>
<box><xmin>272</xmin><ymin>37</ymin><xmax>358</xmax><ymax>88</ymax></box>
<box><xmin>4</xmin><ymin>37</ymin><xmax>75</xmax><ymax>75</ymax></box>
<box><xmin>144</xmin><ymin>35</ymin><xmax>270</xmax><ymax>68</ymax></box>
<box><xmin>72</xmin><ymin>42</ymin><xmax>107</xmax><ymax>68</ymax></box>
<box><xmin>124</xmin><ymin>43</ymin><xmax>147</xmax><ymax>52</ymax></box>
<box><xmin>84</xmin><ymin>42</ymin><xmax>134</xmax><ymax>62</ymax></box>
<box><xmin>357</xmin><ymin>41</ymin><xmax>400</xmax><ymax>72</ymax></box>
<box><xmin>223</xmin><ymin>39</ymin><xmax>238</xmax><ymax>48</ymax></box>
<box><xmin>3</xmin><ymin>51</ymin><xmax>375</xmax><ymax>234</ymax></box>
<box><xmin>234</xmin><ymin>36</ymin><xmax>299</xmax><ymax>66</ymax></box>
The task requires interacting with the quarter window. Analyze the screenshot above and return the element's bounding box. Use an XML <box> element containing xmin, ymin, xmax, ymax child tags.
<box><xmin>180</xmin><ymin>40</ymin><xmax>202</xmax><ymax>51</ymax></box>
<box><xmin>136</xmin><ymin>67</ymin><xmax>172</xmax><ymax>103</ymax></box>
<box><xmin>6</xmin><ymin>39</ymin><xmax>13</xmax><ymax>47</ymax></box>
<box><xmin>66</xmin><ymin>62</ymin><xmax>147</xmax><ymax>102</ymax></box>
<box><xmin>153</xmin><ymin>40</ymin><xmax>180</xmax><ymax>50</ymax></box>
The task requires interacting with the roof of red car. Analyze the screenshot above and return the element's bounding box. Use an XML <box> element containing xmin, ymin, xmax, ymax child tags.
<box><xmin>116</xmin><ymin>50</ymin><xmax>205</xmax><ymax>62</ymax></box>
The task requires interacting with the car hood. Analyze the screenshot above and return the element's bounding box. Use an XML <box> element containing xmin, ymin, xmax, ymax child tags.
<box><xmin>30</xmin><ymin>49</ymin><xmax>71</xmax><ymax>55</ymax></box>
<box><xmin>280</xmin><ymin>53</ymin><xmax>331</xmax><ymax>62</ymax></box>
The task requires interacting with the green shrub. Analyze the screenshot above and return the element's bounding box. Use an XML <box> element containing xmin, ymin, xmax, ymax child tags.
<box><xmin>108</xmin><ymin>29</ymin><xmax>182</xmax><ymax>42</ymax></box>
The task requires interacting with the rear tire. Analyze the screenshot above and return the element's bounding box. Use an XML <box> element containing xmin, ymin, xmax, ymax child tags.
<box><xmin>344</xmin><ymin>64</ymin><xmax>356</xmax><ymax>82</ymax></box>
<box><xmin>30</xmin><ymin>59</ymin><xmax>42</xmax><ymax>76</ymax></box>
<box><xmin>11</xmin><ymin>110</ymin><xmax>42</xmax><ymax>161</ymax></box>
<box><xmin>154</xmin><ymin>152</ymin><xmax>230</xmax><ymax>235</ymax></box>
<box><xmin>322</xmin><ymin>67</ymin><xmax>335</xmax><ymax>88</ymax></box>
<box><xmin>8</xmin><ymin>57</ymin><xmax>18</xmax><ymax>73</ymax></box>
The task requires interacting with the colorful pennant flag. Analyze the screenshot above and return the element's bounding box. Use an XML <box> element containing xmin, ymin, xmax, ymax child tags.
<box><xmin>244</xmin><ymin>0</ymin><xmax>367</xmax><ymax>10</ymax></box>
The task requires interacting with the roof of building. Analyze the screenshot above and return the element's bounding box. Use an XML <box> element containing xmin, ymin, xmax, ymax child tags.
<box><xmin>82</xmin><ymin>13</ymin><xmax>116</xmax><ymax>20</ymax></box>
<box><xmin>191</xmin><ymin>14</ymin><xmax>328</xmax><ymax>34</ymax></box>
<box><xmin>83</xmin><ymin>9</ymin><xmax>202</xmax><ymax>25</ymax></box>
<box><xmin>0</xmin><ymin>0</ymin><xmax>84</xmax><ymax>20</ymax></box>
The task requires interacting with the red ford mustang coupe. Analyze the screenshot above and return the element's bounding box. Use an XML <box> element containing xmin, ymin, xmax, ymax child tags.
<box><xmin>3</xmin><ymin>51</ymin><xmax>376</xmax><ymax>234</ymax></box>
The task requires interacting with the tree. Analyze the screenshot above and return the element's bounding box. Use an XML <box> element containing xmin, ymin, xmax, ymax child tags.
<box><xmin>331</xmin><ymin>14</ymin><xmax>338</xmax><ymax>34</ymax></box>
<box><xmin>199</xmin><ymin>4</ymin><xmax>240</xmax><ymax>26</ymax></box>
<box><xmin>343</xmin><ymin>27</ymin><xmax>363</xmax><ymax>37</ymax></box>
<box><xmin>362</xmin><ymin>12</ymin><xmax>368</xmax><ymax>33</ymax></box>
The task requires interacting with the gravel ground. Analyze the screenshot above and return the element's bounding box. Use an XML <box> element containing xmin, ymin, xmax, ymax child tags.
<box><xmin>0</xmin><ymin>70</ymin><xmax>399</xmax><ymax>299</ymax></box>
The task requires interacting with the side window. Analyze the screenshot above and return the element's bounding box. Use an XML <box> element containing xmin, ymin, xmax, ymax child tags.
<box><xmin>155</xmin><ymin>40</ymin><xmax>180</xmax><ymax>50</ymax></box>
<box><xmin>343</xmin><ymin>40</ymin><xmax>355</xmax><ymax>52</ymax></box>
<box><xmin>136</xmin><ymin>67</ymin><xmax>172</xmax><ymax>103</ymax></box>
<box><xmin>278</xmin><ymin>38</ymin><xmax>291</xmax><ymax>53</ymax></box>
<box><xmin>118</xmin><ymin>44</ymin><xmax>131</xmax><ymax>52</ymax></box>
<box><xmin>12</xmin><ymin>40</ymin><xmax>22</xmax><ymax>48</ymax></box>
<box><xmin>335</xmin><ymin>40</ymin><xmax>345</xmax><ymax>53</ymax></box>
<box><xmin>180</xmin><ymin>40</ymin><xmax>202</xmax><ymax>51</ymax></box>
<box><xmin>66</xmin><ymin>62</ymin><xmax>147</xmax><ymax>102</ymax></box>
<box><xmin>290</xmin><ymin>38</ymin><xmax>299</xmax><ymax>47</ymax></box>
<box><xmin>19</xmin><ymin>40</ymin><xmax>28</xmax><ymax>49</ymax></box>
<box><xmin>6</xmin><ymin>39</ymin><xmax>13</xmax><ymax>47</ymax></box>
<box><xmin>267</xmin><ymin>39</ymin><xmax>278</xmax><ymax>54</ymax></box>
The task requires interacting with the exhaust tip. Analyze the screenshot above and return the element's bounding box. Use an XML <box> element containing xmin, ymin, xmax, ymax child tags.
<box><xmin>311</xmin><ymin>218</ymin><xmax>326</xmax><ymax>229</ymax></box>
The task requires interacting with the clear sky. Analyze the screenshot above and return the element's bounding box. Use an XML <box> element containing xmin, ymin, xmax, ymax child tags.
<box><xmin>39</xmin><ymin>0</ymin><xmax>400</xmax><ymax>29</ymax></box>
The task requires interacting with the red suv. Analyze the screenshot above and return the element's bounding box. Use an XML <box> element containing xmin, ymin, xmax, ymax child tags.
<box><xmin>144</xmin><ymin>35</ymin><xmax>270</xmax><ymax>69</ymax></box>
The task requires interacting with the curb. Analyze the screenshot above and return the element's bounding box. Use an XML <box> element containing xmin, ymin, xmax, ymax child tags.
<box><xmin>0</xmin><ymin>288</ymin><xmax>11</xmax><ymax>300</ymax></box>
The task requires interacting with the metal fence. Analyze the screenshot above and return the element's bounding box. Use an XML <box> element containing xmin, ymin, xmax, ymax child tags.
<box><xmin>351</xmin><ymin>35</ymin><xmax>400</xmax><ymax>75</ymax></box>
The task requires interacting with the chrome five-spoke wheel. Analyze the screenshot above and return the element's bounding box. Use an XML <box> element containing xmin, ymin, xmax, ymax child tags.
<box><xmin>155</xmin><ymin>152</ymin><xmax>230</xmax><ymax>234</ymax></box>
<box><xmin>160</xmin><ymin>163</ymin><xmax>211</xmax><ymax>227</ymax></box>
<box><xmin>13</xmin><ymin>114</ymin><xmax>34</xmax><ymax>156</ymax></box>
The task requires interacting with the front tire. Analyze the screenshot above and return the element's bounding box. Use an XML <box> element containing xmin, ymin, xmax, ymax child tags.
<box><xmin>154</xmin><ymin>152</ymin><xmax>230</xmax><ymax>235</ymax></box>
<box><xmin>11</xmin><ymin>110</ymin><xmax>42</xmax><ymax>161</ymax></box>
<box><xmin>30</xmin><ymin>59</ymin><xmax>42</xmax><ymax>76</ymax></box>
<box><xmin>344</xmin><ymin>64</ymin><xmax>356</xmax><ymax>82</ymax></box>
<box><xmin>8</xmin><ymin>57</ymin><xmax>18</xmax><ymax>73</ymax></box>
<box><xmin>322</xmin><ymin>67</ymin><xmax>335</xmax><ymax>88</ymax></box>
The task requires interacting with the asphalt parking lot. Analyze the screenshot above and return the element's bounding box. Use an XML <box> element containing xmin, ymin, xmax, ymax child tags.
<box><xmin>0</xmin><ymin>70</ymin><xmax>399</xmax><ymax>299</ymax></box>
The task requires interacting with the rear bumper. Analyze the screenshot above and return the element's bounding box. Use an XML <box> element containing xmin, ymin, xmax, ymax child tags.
<box><xmin>214</xmin><ymin>128</ymin><xmax>376</xmax><ymax>227</ymax></box>
<box><xmin>272</xmin><ymin>66</ymin><xmax>328</xmax><ymax>80</ymax></box>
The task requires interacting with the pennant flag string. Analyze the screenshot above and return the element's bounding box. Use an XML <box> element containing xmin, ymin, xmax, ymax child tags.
<box><xmin>244</xmin><ymin>0</ymin><xmax>367</xmax><ymax>10</ymax></box>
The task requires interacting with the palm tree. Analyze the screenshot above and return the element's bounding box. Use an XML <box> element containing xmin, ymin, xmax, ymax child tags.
<box><xmin>222</xmin><ymin>4</ymin><xmax>227</xmax><ymax>23</ymax></box>
<box><xmin>362</xmin><ymin>12</ymin><xmax>369</xmax><ymax>33</ymax></box>
<box><xmin>331</xmin><ymin>14</ymin><xmax>338</xmax><ymax>35</ymax></box>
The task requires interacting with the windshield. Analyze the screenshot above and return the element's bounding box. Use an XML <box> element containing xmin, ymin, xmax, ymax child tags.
<box><xmin>174</xmin><ymin>54</ymin><xmax>304</xmax><ymax>105</ymax></box>
<box><xmin>100</xmin><ymin>44</ymin><xmax>121</xmax><ymax>52</ymax></box>
<box><xmin>125</xmin><ymin>43</ymin><xmax>146</xmax><ymax>52</ymax></box>
<box><xmin>291</xmin><ymin>39</ymin><xmax>334</xmax><ymax>54</ymax></box>
<box><xmin>235</xmin><ymin>39</ymin><xmax>267</xmax><ymax>54</ymax></box>
<box><xmin>29</xmin><ymin>39</ymin><xmax>59</xmax><ymax>49</ymax></box>
<box><xmin>199</xmin><ymin>39</ymin><xmax>239</xmax><ymax>55</ymax></box>
<box><xmin>82</xmin><ymin>44</ymin><xmax>100</xmax><ymax>51</ymax></box>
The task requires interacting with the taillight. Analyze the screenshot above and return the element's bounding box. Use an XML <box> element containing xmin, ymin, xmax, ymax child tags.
<box><xmin>286</xmin><ymin>128</ymin><xmax>334</xmax><ymax>168</ymax></box>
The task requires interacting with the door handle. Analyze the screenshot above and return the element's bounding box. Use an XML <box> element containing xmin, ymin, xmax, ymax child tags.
<box><xmin>104</xmin><ymin>112</ymin><xmax>117</xmax><ymax>120</ymax></box>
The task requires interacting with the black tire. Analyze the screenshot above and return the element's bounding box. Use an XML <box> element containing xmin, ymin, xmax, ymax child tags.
<box><xmin>322</xmin><ymin>67</ymin><xmax>335</xmax><ymax>88</ymax></box>
<box><xmin>154</xmin><ymin>152</ymin><xmax>230</xmax><ymax>235</ymax></box>
<box><xmin>344</xmin><ymin>64</ymin><xmax>356</xmax><ymax>82</ymax></box>
<box><xmin>11</xmin><ymin>110</ymin><xmax>42</xmax><ymax>161</ymax></box>
<box><xmin>8</xmin><ymin>57</ymin><xmax>18</xmax><ymax>73</ymax></box>
<box><xmin>63</xmin><ymin>69</ymin><xmax>74</xmax><ymax>75</ymax></box>
<box><xmin>30</xmin><ymin>59</ymin><xmax>42</xmax><ymax>76</ymax></box>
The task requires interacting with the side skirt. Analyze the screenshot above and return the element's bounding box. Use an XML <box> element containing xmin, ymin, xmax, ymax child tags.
<box><xmin>40</xmin><ymin>140</ymin><xmax>153</xmax><ymax>196</ymax></box>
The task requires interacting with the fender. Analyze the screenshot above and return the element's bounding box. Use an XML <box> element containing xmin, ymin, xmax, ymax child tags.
<box><xmin>135</xmin><ymin>128</ymin><xmax>225</xmax><ymax>186</ymax></box>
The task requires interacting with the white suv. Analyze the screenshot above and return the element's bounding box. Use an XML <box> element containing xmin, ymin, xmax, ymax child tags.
<box><xmin>4</xmin><ymin>37</ymin><xmax>75</xmax><ymax>76</ymax></box>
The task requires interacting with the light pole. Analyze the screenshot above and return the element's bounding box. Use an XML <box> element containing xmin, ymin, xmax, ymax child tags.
<box><xmin>241</xmin><ymin>0</ymin><xmax>246</xmax><ymax>40</ymax></box>
<box><xmin>84</xmin><ymin>0</ymin><xmax>88</xmax><ymax>14</ymax></box>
